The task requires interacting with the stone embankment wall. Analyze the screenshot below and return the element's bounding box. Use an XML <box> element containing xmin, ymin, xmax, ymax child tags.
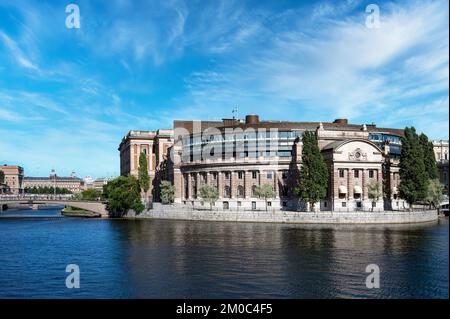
<box><xmin>135</xmin><ymin>203</ymin><xmax>438</xmax><ymax>224</ymax></box>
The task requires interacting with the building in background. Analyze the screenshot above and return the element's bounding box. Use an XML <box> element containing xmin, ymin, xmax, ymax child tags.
<box><xmin>434</xmin><ymin>140</ymin><xmax>449</xmax><ymax>194</ymax></box>
<box><xmin>169</xmin><ymin>116</ymin><xmax>406</xmax><ymax>211</ymax></box>
<box><xmin>83</xmin><ymin>176</ymin><xmax>95</xmax><ymax>190</ymax></box>
<box><xmin>93</xmin><ymin>177</ymin><xmax>114</xmax><ymax>192</ymax></box>
<box><xmin>118</xmin><ymin>129</ymin><xmax>174</xmax><ymax>199</ymax></box>
<box><xmin>0</xmin><ymin>165</ymin><xmax>24</xmax><ymax>194</ymax></box>
<box><xmin>0</xmin><ymin>170</ymin><xmax>10</xmax><ymax>194</ymax></box>
<box><xmin>23</xmin><ymin>169</ymin><xmax>84</xmax><ymax>193</ymax></box>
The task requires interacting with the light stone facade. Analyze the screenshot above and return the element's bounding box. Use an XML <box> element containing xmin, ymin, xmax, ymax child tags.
<box><xmin>121</xmin><ymin>115</ymin><xmax>443</xmax><ymax>211</ymax></box>
<box><xmin>166</xmin><ymin>116</ymin><xmax>407</xmax><ymax>212</ymax></box>
<box><xmin>0</xmin><ymin>165</ymin><xmax>24</xmax><ymax>194</ymax></box>
<box><xmin>118</xmin><ymin>129</ymin><xmax>174</xmax><ymax>200</ymax></box>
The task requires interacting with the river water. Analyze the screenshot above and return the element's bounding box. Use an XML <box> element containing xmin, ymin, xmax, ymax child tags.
<box><xmin>0</xmin><ymin>207</ymin><xmax>448</xmax><ymax>298</ymax></box>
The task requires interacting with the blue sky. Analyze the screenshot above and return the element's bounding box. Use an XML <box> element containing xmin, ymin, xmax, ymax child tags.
<box><xmin>0</xmin><ymin>0</ymin><xmax>448</xmax><ymax>178</ymax></box>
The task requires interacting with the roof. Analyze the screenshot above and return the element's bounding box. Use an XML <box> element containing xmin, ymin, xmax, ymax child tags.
<box><xmin>322</xmin><ymin>139</ymin><xmax>383</xmax><ymax>153</ymax></box>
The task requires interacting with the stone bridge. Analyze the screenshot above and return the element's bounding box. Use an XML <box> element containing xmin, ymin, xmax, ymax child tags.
<box><xmin>0</xmin><ymin>199</ymin><xmax>108</xmax><ymax>217</ymax></box>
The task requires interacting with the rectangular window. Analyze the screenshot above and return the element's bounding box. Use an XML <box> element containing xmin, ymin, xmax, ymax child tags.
<box><xmin>237</xmin><ymin>201</ymin><xmax>242</xmax><ymax>207</ymax></box>
<box><xmin>212</xmin><ymin>172</ymin><xmax>217</xmax><ymax>180</ymax></box>
<box><xmin>342</xmin><ymin>202</ymin><xmax>346</xmax><ymax>207</ymax></box>
<box><xmin>252</xmin><ymin>171</ymin><xmax>258</xmax><ymax>179</ymax></box>
<box><xmin>339</xmin><ymin>169</ymin><xmax>345</xmax><ymax>178</ymax></box>
<box><xmin>238</xmin><ymin>171</ymin><xmax>244</xmax><ymax>179</ymax></box>
<box><xmin>267</xmin><ymin>171</ymin><xmax>273</xmax><ymax>179</ymax></box>
<box><xmin>282</xmin><ymin>170</ymin><xmax>289</xmax><ymax>179</ymax></box>
<box><xmin>224</xmin><ymin>172</ymin><xmax>230</xmax><ymax>179</ymax></box>
<box><xmin>354</xmin><ymin>170</ymin><xmax>359</xmax><ymax>178</ymax></box>
<box><xmin>267</xmin><ymin>202</ymin><xmax>272</xmax><ymax>207</ymax></box>
<box><xmin>369</xmin><ymin>170</ymin><xmax>374</xmax><ymax>178</ymax></box>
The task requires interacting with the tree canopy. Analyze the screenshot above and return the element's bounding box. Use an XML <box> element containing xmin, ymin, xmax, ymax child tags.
<box><xmin>295</xmin><ymin>130</ymin><xmax>329</xmax><ymax>211</ymax></box>
<box><xmin>255</xmin><ymin>184</ymin><xmax>276</xmax><ymax>211</ymax></box>
<box><xmin>200</xmin><ymin>185</ymin><xmax>219</xmax><ymax>210</ymax></box>
<box><xmin>399</xmin><ymin>127</ymin><xmax>428</xmax><ymax>206</ymax></box>
<box><xmin>103</xmin><ymin>175</ymin><xmax>144</xmax><ymax>217</ymax></box>
<box><xmin>138</xmin><ymin>152</ymin><xmax>150</xmax><ymax>193</ymax></box>
<box><xmin>160</xmin><ymin>180</ymin><xmax>175</xmax><ymax>204</ymax></box>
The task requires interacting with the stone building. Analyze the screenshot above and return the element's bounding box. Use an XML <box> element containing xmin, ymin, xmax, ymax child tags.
<box><xmin>118</xmin><ymin>129</ymin><xmax>174</xmax><ymax>199</ymax></box>
<box><xmin>121</xmin><ymin>115</ymin><xmax>446</xmax><ymax>211</ymax></box>
<box><xmin>433</xmin><ymin>140</ymin><xmax>449</xmax><ymax>194</ymax></box>
<box><xmin>165</xmin><ymin>115</ymin><xmax>406</xmax><ymax>211</ymax></box>
<box><xmin>23</xmin><ymin>170</ymin><xmax>84</xmax><ymax>193</ymax></box>
<box><xmin>0</xmin><ymin>165</ymin><xmax>24</xmax><ymax>194</ymax></box>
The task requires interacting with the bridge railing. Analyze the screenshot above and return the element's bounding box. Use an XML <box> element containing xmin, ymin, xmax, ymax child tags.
<box><xmin>0</xmin><ymin>194</ymin><xmax>103</xmax><ymax>202</ymax></box>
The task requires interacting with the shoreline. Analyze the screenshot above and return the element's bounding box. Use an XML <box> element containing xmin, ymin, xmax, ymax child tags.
<box><xmin>127</xmin><ymin>204</ymin><xmax>439</xmax><ymax>225</ymax></box>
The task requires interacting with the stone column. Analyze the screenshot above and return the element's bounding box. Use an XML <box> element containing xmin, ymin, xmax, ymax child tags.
<box><xmin>245</xmin><ymin>171</ymin><xmax>252</xmax><ymax>198</ymax></box>
<box><xmin>174</xmin><ymin>170</ymin><xmax>183</xmax><ymax>201</ymax></box>
<box><xmin>231</xmin><ymin>171</ymin><xmax>237</xmax><ymax>198</ymax></box>
<box><xmin>274</xmin><ymin>171</ymin><xmax>279</xmax><ymax>198</ymax></box>
<box><xmin>333</xmin><ymin>168</ymin><xmax>339</xmax><ymax>200</ymax></box>
<box><xmin>377</xmin><ymin>169</ymin><xmax>383</xmax><ymax>195</ymax></box>
<box><xmin>347</xmin><ymin>168</ymin><xmax>353</xmax><ymax>200</ymax></box>
<box><xmin>362</xmin><ymin>169</ymin><xmax>368</xmax><ymax>200</ymax></box>
<box><xmin>187</xmin><ymin>173</ymin><xmax>192</xmax><ymax>199</ymax></box>
<box><xmin>206</xmin><ymin>171</ymin><xmax>210</xmax><ymax>186</ymax></box>
<box><xmin>389</xmin><ymin>171</ymin><xmax>394</xmax><ymax>200</ymax></box>
<box><xmin>218</xmin><ymin>171</ymin><xmax>224</xmax><ymax>198</ymax></box>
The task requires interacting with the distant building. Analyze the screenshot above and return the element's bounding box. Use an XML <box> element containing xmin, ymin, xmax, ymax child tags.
<box><xmin>0</xmin><ymin>165</ymin><xmax>24</xmax><ymax>194</ymax></box>
<box><xmin>23</xmin><ymin>169</ymin><xmax>84</xmax><ymax>193</ymax></box>
<box><xmin>433</xmin><ymin>140</ymin><xmax>449</xmax><ymax>162</ymax></box>
<box><xmin>433</xmin><ymin>140</ymin><xmax>449</xmax><ymax>194</ymax></box>
<box><xmin>118</xmin><ymin>129</ymin><xmax>174</xmax><ymax>198</ymax></box>
<box><xmin>0</xmin><ymin>170</ymin><xmax>10</xmax><ymax>194</ymax></box>
<box><xmin>93</xmin><ymin>177</ymin><xmax>114</xmax><ymax>192</ymax></box>
<box><xmin>83</xmin><ymin>176</ymin><xmax>95</xmax><ymax>190</ymax></box>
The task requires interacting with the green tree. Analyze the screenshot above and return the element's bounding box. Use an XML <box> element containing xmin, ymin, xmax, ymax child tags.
<box><xmin>399</xmin><ymin>127</ymin><xmax>428</xmax><ymax>208</ymax></box>
<box><xmin>419</xmin><ymin>133</ymin><xmax>438</xmax><ymax>180</ymax></box>
<box><xmin>103</xmin><ymin>176</ymin><xmax>144</xmax><ymax>217</ymax></box>
<box><xmin>255</xmin><ymin>184</ymin><xmax>276</xmax><ymax>211</ymax></box>
<box><xmin>199</xmin><ymin>185</ymin><xmax>219</xmax><ymax>210</ymax></box>
<box><xmin>81</xmin><ymin>188</ymin><xmax>102</xmax><ymax>201</ymax></box>
<box><xmin>138</xmin><ymin>152</ymin><xmax>150</xmax><ymax>194</ymax></box>
<box><xmin>160</xmin><ymin>180</ymin><xmax>175</xmax><ymax>204</ymax></box>
<box><xmin>295</xmin><ymin>130</ymin><xmax>329</xmax><ymax>211</ymax></box>
<box><xmin>425</xmin><ymin>179</ymin><xmax>444</xmax><ymax>210</ymax></box>
<box><xmin>368</xmin><ymin>179</ymin><xmax>382</xmax><ymax>211</ymax></box>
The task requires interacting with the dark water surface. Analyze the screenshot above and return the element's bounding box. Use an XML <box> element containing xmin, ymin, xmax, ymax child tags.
<box><xmin>0</xmin><ymin>208</ymin><xmax>448</xmax><ymax>298</ymax></box>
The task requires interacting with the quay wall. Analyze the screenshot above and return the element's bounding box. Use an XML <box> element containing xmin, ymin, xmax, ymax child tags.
<box><xmin>134</xmin><ymin>204</ymin><xmax>438</xmax><ymax>224</ymax></box>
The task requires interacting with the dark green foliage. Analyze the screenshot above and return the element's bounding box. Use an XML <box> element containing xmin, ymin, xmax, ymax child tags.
<box><xmin>160</xmin><ymin>180</ymin><xmax>175</xmax><ymax>204</ymax></box>
<box><xmin>399</xmin><ymin>127</ymin><xmax>428</xmax><ymax>206</ymax></box>
<box><xmin>24</xmin><ymin>186</ymin><xmax>72</xmax><ymax>194</ymax></box>
<box><xmin>103</xmin><ymin>176</ymin><xmax>144</xmax><ymax>217</ymax></box>
<box><xmin>80</xmin><ymin>188</ymin><xmax>102</xmax><ymax>201</ymax></box>
<box><xmin>138</xmin><ymin>152</ymin><xmax>150</xmax><ymax>193</ymax></box>
<box><xmin>295</xmin><ymin>130</ymin><xmax>329</xmax><ymax>210</ymax></box>
<box><xmin>199</xmin><ymin>185</ymin><xmax>219</xmax><ymax>210</ymax></box>
<box><xmin>254</xmin><ymin>184</ymin><xmax>276</xmax><ymax>211</ymax></box>
<box><xmin>419</xmin><ymin>133</ymin><xmax>438</xmax><ymax>180</ymax></box>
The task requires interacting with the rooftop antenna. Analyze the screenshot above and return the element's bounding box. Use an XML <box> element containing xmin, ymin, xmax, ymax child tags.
<box><xmin>232</xmin><ymin>106</ymin><xmax>239</xmax><ymax>120</ymax></box>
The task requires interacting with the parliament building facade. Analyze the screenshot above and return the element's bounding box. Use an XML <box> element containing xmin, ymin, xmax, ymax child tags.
<box><xmin>119</xmin><ymin>115</ymin><xmax>445</xmax><ymax>212</ymax></box>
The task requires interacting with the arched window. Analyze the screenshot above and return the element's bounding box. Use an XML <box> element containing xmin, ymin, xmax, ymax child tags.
<box><xmin>224</xmin><ymin>186</ymin><xmax>231</xmax><ymax>198</ymax></box>
<box><xmin>237</xmin><ymin>185</ymin><xmax>245</xmax><ymax>198</ymax></box>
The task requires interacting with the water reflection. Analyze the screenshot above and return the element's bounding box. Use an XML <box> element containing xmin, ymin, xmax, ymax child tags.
<box><xmin>115</xmin><ymin>219</ymin><xmax>448</xmax><ymax>298</ymax></box>
<box><xmin>0</xmin><ymin>210</ymin><xmax>447</xmax><ymax>298</ymax></box>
